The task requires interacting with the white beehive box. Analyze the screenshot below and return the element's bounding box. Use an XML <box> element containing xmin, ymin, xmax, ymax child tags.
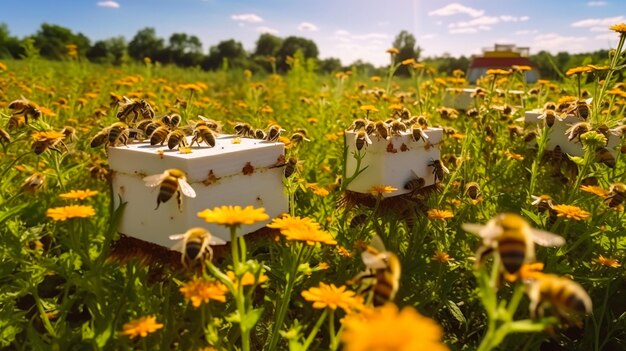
<box><xmin>344</xmin><ymin>128</ymin><xmax>444</xmax><ymax>197</ymax></box>
<box><xmin>524</xmin><ymin>109</ymin><xmax>620</xmax><ymax>157</ymax></box>
<box><xmin>108</xmin><ymin>135</ymin><xmax>288</xmax><ymax>246</ymax></box>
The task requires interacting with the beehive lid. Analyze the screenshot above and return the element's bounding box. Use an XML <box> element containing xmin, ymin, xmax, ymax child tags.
<box><xmin>108</xmin><ymin>135</ymin><xmax>285</xmax><ymax>182</ymax></box>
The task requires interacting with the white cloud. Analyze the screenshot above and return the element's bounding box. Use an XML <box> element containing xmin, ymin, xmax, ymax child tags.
<box><xmin>97</xmin><ymin>1</ymin><xmax>120</xmax><ymax>8</ymax></box>
<box><xmin>588</xmin><ymin>1</ymin><xmax>607</xmax><ymax>6</ymax></box>
<box><xmin>448</xmin><ymin>15</ymin><xmax>528</xmax><ymax>31</ymax></box>
<box><xmin>420</xmin><ymin>34</ymin><xmax>437</xmax><ymax>40</ymax></box>
<box><xmin>515</xmin><ymin>29</ymin><xmax>538</xmax><ymax>35</ymax></box>
<box><xmin>533</xmin><ymin>33</ymin><xmax>588</xmax><ymax>51</ymax></box>
<box><xmin>428</xmin><ymin>3</ymin><xmax>484</xmax><ymax>17</ymax></box>
<box><xmin>590</xmin><ymin>26</ymin><xmax>610</xmax><ymax>32</ymax></box>
<box><xmin>231</xmin><ymin>13</ymin><xmax>263</xmax><ymax>23</ymax></box>
<box><xmin>595</xmin><ymin>32</ymin><xmax>617</xmax><ymax>40</ymax></box>
<box><xmin>334</xmin><ymin>30</ymin><xmax>389</xmax><ymax>41</ymax></box>
<box><xmin>450</xmin><ymin>27</ymin><xmax>479</xmax><ymax>34</ymax></box>
<box><xmin>571</xmin><ymin>16</ymin><xmax>624</xmax><ymax>27</ymax></box>
<box><xmin>298</xmin><ymin>22</ymin><xmax>319</xmax><ymax>32</ymax></box>
<box><xmin>256</xmin><ymin>26</ymin><xmax>279</xmax><ymax>35</ymax></box>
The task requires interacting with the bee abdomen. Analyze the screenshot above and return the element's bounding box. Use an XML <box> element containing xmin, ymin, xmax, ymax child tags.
<box><xmin>498</xmin><ymin>237</ymin><xmax>526</xmax><ymax>273</ymax></box>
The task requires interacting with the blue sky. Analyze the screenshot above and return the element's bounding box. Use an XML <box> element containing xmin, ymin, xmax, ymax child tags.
<box><xmin>1</xmin><ymin>0</ymin><xmax>625</xmax><ymax>66</ymax></box>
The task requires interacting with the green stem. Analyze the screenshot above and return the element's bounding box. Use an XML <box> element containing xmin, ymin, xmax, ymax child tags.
<box><xmin>328</xmin><ymin>308</ymin><xmax>338</xmax><ymax>351</ymax></box>
<box><xmin>267</xmin><ymin>244</ymin><xmax>305</xmax><ymax>351</ymax></box>
<box><xmin>302</xmin><ymin>309</ymin><xmax>327</xmax><ymax>350</ymax></box>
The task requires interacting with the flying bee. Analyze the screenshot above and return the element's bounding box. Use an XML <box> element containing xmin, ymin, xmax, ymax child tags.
<box><xmin>284</xmin><ymin>157</ymin><xmax>299</xmax><ymax>178</ymax></box>
<box><xmin>266</xmin><ymin>124</ymin><xmax>284</xmax><ymax>142</ymax></box>
<box><xmin>604</xmin><ymin>183</ymin><xmax>626</xmax><ymax>208</ymax></box>
<box><xmin>565</xmin><ymin>99</ymin><xmax>591</xmax><ymax>120</ymax></box>
<box><xmin>0</xmin><ymin>128</ymin><xmax>10</xmax><ymax>144</ymax></box>
<box><xmin>117</xmin><ymin>97</ymin><xmax>154</xmax><ymax>123</ymax></box>
<box><xmin>428</xmin><ymin>159</ymin><xmax>449</xmax><ymax>183</ymax></box>
<box><xmin>595</xmin><ymin>147</ymin><xmax>616</xmax><ymax>168</ymax></box>
<box><xmin>8</xmin><ymin>97</ymin><xmax>42</xmax><ymax>124</ymax></box>
<box><xmin>190</xmin><ymin>125</ymin><xmax>216</xmax><ymax>147</ymax></box>
<box><xmin>354</xmin><ymin>131</ymin><xmax>372</xmax><ymax>151</ymax></box>
<box><xmin>389</xmin><ymin>120</ymin><xmax>407</xmax><ymax>136</ymax></box>
<box><xmin>90</xmin><ymin>128</ymin><xmax>110</xmax><ymax>148</ymax></box>
<box><xmin>462</xmin><ymin>213</ymin><xmax>565</xmax><ymax>275</ymax></box>
<box><xmin>538</xmin><ymin>109</ymin><xmax>558</xmax><ymax>128</ymax></box>
<box><xmin>150</xmin><ymin>126</ymin><xmax>170</xmax><ymax>146</ymax></box>
<box><xmin>167</xmin><ymin>130</ymin><xmax>188</xmax><ymax>150</ymax></box>
<box><xmin>234</xmin><ymin>122</ymin><xmax>253</xmax><ymax>137</ymax></box>
<box><xmin>411</xmin><ymin>127</ymin><xmax>429</xmax><ymax>143</ymax></box>
<box><xmin>374</xmin><ymin>121</ymin><xmax>389</xmax><ymax>140</ymax></box>
<box><xmin>351</xmin><ymin>235</ymin><xmax>401</xmax><ymax>307</ymax></box>
<box><xmin>349</xmin><ymin>118</ymin><xmax>368</xmax><ymax>131</ymax></box>
<box><xmin>525</xmin><ymin>273</ymin><xmax>592</xmax><ymax>326</ymax></box>
<box><xmin>464</xmin><ymin>182</ymin><xmax>481</xmax><ymax>200</ymax></box>
<box><xmin>547</xmin><ymin>145</ymin><xmax>564</xmax><ymax>165</ymax></box>
<box><xmin>508</xmin><ymin>125</ymin><xmax>523</xmax><ymax>140</ymax></box>
<box><xmin>289</xmin><ymin>132</ymin><xmax>310</xmax><ymax>147</ymax></box>
<box><xmin>21</xmin><ymin>172</ymin><xmax>45</xmax><ymax>193</ymax></box>
<box><xmin>566</xmin><ymin>122</ymin><xmax>592</xmax><ymax>142</ymax></box>
<box><xmin>169</xmin><ymin>227</ymin><xmax>226</xmax><ymax>267</ymax></box>
<box><xmin>404</xmin><ymin>173</ymin><xmax>425</xmax><ymax>192</ymax></box>
<box><xmin>523</xmin><ymin>131</ymin><xmax>537</xmax><ymax>143</ymax></box>
<box><xmin>143</xmin><ymin>168</ymin><xmax>196</xmax><ymax>211</ymax></box>
<box><xmin>255</xmin><ymin>129</ymin><xmax>267</xmax><ymax>140</ymax></box>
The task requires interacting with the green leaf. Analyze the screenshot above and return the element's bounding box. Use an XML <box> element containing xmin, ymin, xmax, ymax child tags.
<box><xmin>240</xmin><ymin>308</ymin><xmax>264</xmax><ymax>331</ymax></box>
<box><xmin>568</xmin><ymin>155</ymin><xmax>585</xmax><ymax>166</ymax></box>
<box><xmin>446</xmin><ymin>300</ymin><xmax>467</xmax><ymax>326</ymax></box>
<box><xmin>520</xmin><ymin>209</ymin><xmax>541</xmax><ymax>227</ymax></box>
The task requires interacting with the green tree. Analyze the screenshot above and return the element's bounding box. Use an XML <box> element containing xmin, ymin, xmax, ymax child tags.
<box><xmin>86</xmin><ymin>36</ymin><xmax>128</xmax><ymax>65</ymax></box>
<box><xmin>202</xmin><ymin>39</ymin><xmax>247</xmax><ymax>70</ymax></box>
<box><xmin>0</xmin><ymin>23</ymin><xmax>23</xmax><ymax>58</ymax></box>
<box><xmin>276</xmin><ymin>36</ymin><xmax>319</xmax><ymax>71</ymax></box>
<box><xmin>166</xmin><ymin>33</ymin><xmax>203</xmax><ymax>67</ymax></box>
<box><xmin>319</xmin><ymin>57</ymin><xmax>342</xmax><ymax>74</ymax></box>
<box><xmin>392</xmin><ymin>30</ymin><xmax>421</xmax><ymax>76</ymax></box>
<box><xmin>32</xmin><ymin>23</ymin><xmax>90</xmax><ymax>60</ymax></box>
<box><xmin>128</xmin><ymin>27</ymin><xmax>164</xmax><ymax>62</ymax></box>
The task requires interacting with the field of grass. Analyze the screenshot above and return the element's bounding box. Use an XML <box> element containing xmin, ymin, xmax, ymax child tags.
<box><xmin>1</xmin><ymin>34</ymin><xmax>626</xmax><ymax>350</ymax></box>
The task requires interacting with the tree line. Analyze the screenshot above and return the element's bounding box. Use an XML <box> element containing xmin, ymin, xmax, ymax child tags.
<box><xmin>0</xmin><ymin>22</ymin><xmax>613</xmax><ymax>79</ymax></box>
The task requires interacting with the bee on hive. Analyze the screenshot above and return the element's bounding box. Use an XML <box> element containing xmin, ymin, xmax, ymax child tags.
<box><xmin>143</xmin><ymin>168</ymin><xmax>196</xmax><ymax>211</ymax></box>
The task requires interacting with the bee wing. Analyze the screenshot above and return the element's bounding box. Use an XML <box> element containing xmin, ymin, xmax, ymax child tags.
<box><xmin>209</xmin><ymin>236</ymin><xmax>227</xmax><ymax>245</ymax></box>
<box><xmin>369</xmin><ymin>234</ymin><xmax>386</xmax><ymax>252</ymax></box>
<box><xmin>529</xmin><ymin>229</ymin><xmax>565</xmax><ymax>247</ymax></box>
<box><xmin>361</xmin><ymin>251</ymin><xmax>388</xmax><ymax>270</ymax></box>
<box><xmin>462</xmin><ymin>222</ymin><xmax>501</xmax><ymax>239</ymax></box>
<box><xmin>441</xmin><ymin>163</ymin><xmax>450</xmax><ymax>174</ymax></box>
<box><xmin>143</xmin><ymin>173</ymin><xmax>167</xmax><ymax>187</ymax></box>
<box><xmin>364</xmin><ymin>133</ymin><xmax>373</xmax><ymax>145</ymax></box>
<box><xmin>169</xmin><ymin>234</ymin><xmax>185</xmax><ymax>252</ymax></box>
<box><xmin>177</xmin><ymin>178</ymin><xmax>197</xmax><ymax>198</ymax></box>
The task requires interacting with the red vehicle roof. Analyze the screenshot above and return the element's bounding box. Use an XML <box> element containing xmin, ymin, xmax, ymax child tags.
<box><xmin>470</xmin><ymin>57</ymin><xmax>533</xmax><ymax>68</ymax></box>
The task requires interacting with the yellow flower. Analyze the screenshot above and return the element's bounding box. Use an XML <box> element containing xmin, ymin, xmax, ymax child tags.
<box><xmin>595</xmin><ymin>255</ymin><xmax>621</xmax><ymax>268</ymax></box>
<box><xmin>566</xmin><ymin>66</ymin><xmax>593</xmax><ymax>76</ymax></box>
<box><xmin>388</xmin><ymin>103</ymin><xmax>403</xmax><ymax>111</ymax></box>
<box><xmin>504</xmin><ymin>149</ymin><xmax>524</xmax><ymax>161</ymax></box>
<box><xmin>197</xmin><ymin>205</ymin><xmax>269</xmax><ymax>227</ymax></box>
<box><xmin>0</xmin><ymin>62</ymin><xmax>7</xmax><ymax>71</ymax></box>
<box><xmin>359</xmin><ymin>105</ymin><xmax>378</xmax><ymax>113</ymax></box>
<box><xmin>427</xmin><ymin>209</ymin><xmax>454</xmax><ymax>220</ymax></box>
<box><xmin>609</xmin><ymin>23</ymin><xmax>626</xmax><ymax>34</ymax></box>
<box><xmin>369</xmin><ymin>185</ymin><xmax>397</xmax><ymax>197</ymax></box>
<box><xmin>551</xmin><ymin>204</ymin><xmax>591</xmax><ymax>221</ymax></box>
<box><xmin>260</xmin><ymin>106</ymin><xmax>274</xmax><ymax>113</ymax></box>
<box><xmin>301</xmin><ymin>283</ymin><xmax>362</xmax><ymax>311</ymax></box>
<box><xmin>32</xmin><ymin>131</ymin><xmax>65</xmax><ymax>141</ymax></box>
<box><xmin>226</xmin><ymin>271</ymin><xmax>269</xmax><ymax>287</ymax></box>
<box><xmin>341</xmin><ymin>304</ymin><xmax>448</xmax><ymax>351</ymax></box>
<box><xmin>486</xmin><ymin>68</ymin><xmax>511</xmax><ymax>76</ymax></box>
<box><xmin>313</xmin><ymin>187</ymin><xmax>330</xmax><ymax>197</ymax></box>
<box><xmin>337</xmin><ymin>245</ymin><xmax>353</xmax><ymax>258</ymax></box>
<box><xmin>268</xmin><ymin>214</ymin><xmax>337</xmax><ymax>246</ymax></box>
<box><xmin>587</xmin><ymin>64</ymin><xmax>610</xmax><ymax>72</ymax></box>
<box><xmin>401</xmin><ymin>58</ymin><xmax>416</xmax><ymax>65</ymax></box>
<box><xmin>121</xmin><ymin>316</ymin><xmax>163</xmax><ymax>339</ymax></box>
<box><xmin>46</xmin><ymin>205</ymin><xmax>95</xmax><ymax>221</ymax></box>
<box><xmin>431</xmin><ymin>250</ymin><xmax>454</xmax><ymax>264</ymax></box>
<box><xmin>386</xmin><ymin>48</ymin><xmax>400</xmax><ymax>55</ymax></box>
<box><xmin>512</xmin><ymin>65</ymin><xmax>532</xmax><ymax>72</ymax></box>
<box><xmin>179</xmin><ymin>278</ymin><xmax>228</xmax><ymax>308</ymax></box>
<box><xmin>59</xmin><ymin>189</ymin><xmax>98</xmax><ymax>200</ymax></box>
<box><xmin>580</xmin><ymin>185</ymin><xmax>609</xmax><ymax>198</ymax></box>
<box><xmin>370</xmin><ymin>76</ymin><xmax>381</xmax><ymax>82</ymax></box>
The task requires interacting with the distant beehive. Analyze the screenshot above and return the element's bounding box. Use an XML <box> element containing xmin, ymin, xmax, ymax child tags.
<box><xmin>108</xmin><ymin>135</ymin><xmax>288</xmax><ymax>247</ymax></box>
<box><xmin>344</xmin><ymin>128</ymin><xmax>444</xmax><ymax>197</ymax></box>
<box><xmin>467</xmin><ymin>44</ymin><xmax>539</xmax><ymax>84</ymax></box>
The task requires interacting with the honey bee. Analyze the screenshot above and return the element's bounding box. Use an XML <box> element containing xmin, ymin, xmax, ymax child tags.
<box><xmin>354</xmin><ymin>131</ymin><xmax>372</xmax><ymax>151</ymax></box>
<box><xmin>190</xmin><ymin>125</ymin><xmax>216</xmax><ymax>147</ymax></box>
<box><xmin>565</xmin><ymin>122</ymin><xmax>591</xmax><ymax>142</ymax></box>
<box><xmin>289</xmin><ymin>132</ymin><xmax>310</xmax><ymax>147</ymax></box>
<box><xmin>145</xmin><ymin>120</ymin><xmax>166</xmax><ymax>138</ymax></box>
<box><xmin>234</xmin><ymin>122</ymin><xmax>253</xmax><ymax>137</ymax></box>
<box><xmin>464</xmin><ymin>182</ymin><xmax>481</xmax><ymax>200</ymax></box>
<box><xmin>7</xmin><ymin>115</ymin><xmax>26</xmax><ymax>130</ymax></box>
<box><xmin>411</xmin><ymin>127</ymin><xmax>429</xmax><ymax>143</ymax></box>
<box><xmin>349</xmin><ymin>119</ymin><xmax>368</xmax><ymax>131</ymax></box>
<box><xmin>523</xmin><ymin>131</ymin><xmax>537</xmax><ymax>143</ymax></box>
<box><xmin>374</xmin><ymin>121</ymin><xmax>389</xmax><ymax>140</ymax></box>
<box><xmin>8</xmin><ymin>97</ymin><xmax>42</xmax><ymax>124</ymax></box>
<box><xmin>90</xmin><ymin>128</ymin><xmax>110</xmax><ymax>148</ymax></box>
<box><xmin>143</xmin><ymin>168</ymin><xmax>196</xmax><ymax>211</ymax></box>
<box><xmin>195</xmin><ymin>115</ymin><xmax>220</xmax><ymax>132</ymax></box>
<box><xmin>565</xmin><ymin>99</ymin><xmax>590</xmax><ymax>120</ymax></box>
<box><xmin>428</xmin><ymin>159</ymin><xmax>449</xmax><ymax>183</ymax></box>
<box><xmin>266</xmin><ymin>124</ymin><xmax>284</xmax><ymax>142</ymax></box>
<box><xmin>462</xmin><ymin>213</ymin><xmax>565</xmax><ymax>275</ymax></box>
<box><xmin>255</xmin><ymin>129</ymin><xmax>267</xmax><ymax>140</ymax></box>
<box><xmin>21</xmin><ymin>172</ymin><xmax>45</xmax><ymax>193</ymax></box>
<box><xmin>351</xmin><ymin>235</ymin><xmax>401</xmax><ymax>306</ymax></box>
<box><xmin>389</xmin><ymin>120</ymin><xmax>407</xmax><ymax>136</ymax></box>
<box><xmin>117</xmin><ymin>97</ymin><xmax>155</xmax><ymax>123</ymax></box>
<box><xmin>161</xmin><ymin>113</ymin><xmax>181</xmax><ymax>129</ymax></box>
<box><xmin>525</xmin><ymin>273</ymin><xmax>592</xmax><ymax>326</ymax></box>
<box><xmin>0</xmin><ymin>128</ymin><xmax>10</xmax><ymax>144</ymax></box>
<box><xmin>466</xmin><ymin>108</ymin><xmax>479</xmax><ymax>118</ymax></box>
<box><xmin>167</xmin><ymin>130</ymin><xmax>188</xmax><ymax>150</ymax></box>
<box><xmin>150</xmin><ymin>126</ymin><xmax>170</xmax><ymax>146</ymax></box>
<box><xmin>284</xmin><ymin>157</ymin><xmax>299</xmax><ymax>178</ymax></box>
<box><xmin>32</xmin><ymin>134</ymin><xmax>66</xmax><ymax>155</ymax></box>
<box><xmin>107</xmin><ymin>122</ymin><xmax>130</xmax><ymax>146</ymax></box>
<box><xmin>169</xmin><ymin>227</ymin><xmax>226</xmax><ymax>266</ymax></box>
<box><xmin>538</xmin><ymin>110</ymin><xmax>559</xmax><ymax>128</ymax></box>
<box><xmin>508</xmin><ymin>125</ymin><xmax>523</xmax><ymax>140</ymax></box>
<box><xmin>543</xmin><ymin>102</ymin><xmax>556</xmax><ymax>111</ymax></box>
<box><xmin>416</xmin><ymin>116</ymin><xmax>429</xmax><ymax>129</ymax></box>
<box><xmin>604</xmin><ymin>183</ymin><xmax>626</xmax><ymax>208</ymax></box>
<box><xmin>61</xmin><ymin>126</ymin><xmax>77</xmax><ymax>141</ymax></box>
<box><xmin>595</xmin><ymin>147</ymin><xmax>616</xmax><ymax>168</ymax></box>
<box><xmin>404</xmin><ymin>174</ymin><xmax>425</xmax><ymax>192</ymax></box>
<box><xmin>609</xmin><ymin>125</ymin><xmax>626</xmax><ymax>138</ymax></box>
<box><xmin>136</xmin><ymin>119</ymin><xmax>153</xmax><ymax>133</ymax></box>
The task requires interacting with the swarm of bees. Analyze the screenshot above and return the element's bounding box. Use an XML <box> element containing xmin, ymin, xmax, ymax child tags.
<box><xmin>347</xmin><ymin>114</ymin><xmax>434</xmax><ymax>151</ymax></box>
<box><xmin>233</xmin><ymin>122</ymin><xmax>287</xmax><ymax>142</ymax></box>
<box><xmin>143</xmin><ymin>168</ymin><xmax>196</xmax><ymax>211</ymax></box>
<box><xmin>350</xmin><ymin>235</ymin><xmax>401</xmax><ymax>307</ymax></box>
<box><xmin>169</xmin><ymin>227</ymin><xmax>226</xmax><ymax>267</ymax></box>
